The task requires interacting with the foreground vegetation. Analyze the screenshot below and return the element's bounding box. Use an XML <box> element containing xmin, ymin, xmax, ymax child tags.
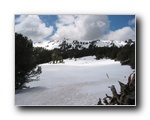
<box><xmin>15</xmin><ymin>33</ymin><xmax>42</xmax><ymax>90</ymax></box>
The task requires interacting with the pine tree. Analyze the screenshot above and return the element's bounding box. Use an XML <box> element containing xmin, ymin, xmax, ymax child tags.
<box><xmin>15</xmin><ymin>33</ymin><xmax>41</xmax><ymax>90</ymax></box>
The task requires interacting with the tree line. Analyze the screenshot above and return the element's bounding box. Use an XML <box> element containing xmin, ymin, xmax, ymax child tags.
<box><xmin>15</xmin><ymin>33</ymin><xmax>135</xmax><ymax>90</ymax></box>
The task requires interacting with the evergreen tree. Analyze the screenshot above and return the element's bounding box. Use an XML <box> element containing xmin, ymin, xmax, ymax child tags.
<box><xmin>15</xmin><ymin>33</ymin><xmax>41</xmax><ymax>90</ymax></box>
<box><xmin>32</xmin><ymin>47</ymin><xmax>52</xmax><ymax>64</ymax></box>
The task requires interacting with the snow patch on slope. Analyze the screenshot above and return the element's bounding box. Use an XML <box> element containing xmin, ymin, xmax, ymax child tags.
<box><xmin>33</xmin><ymin>39</ymin><xmax>128</xmax><ymax>50</ymax></box>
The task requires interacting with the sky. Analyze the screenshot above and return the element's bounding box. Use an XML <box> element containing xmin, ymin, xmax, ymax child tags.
<box><xmin>15</xmin><ymin>15</ymin><xmax>135</xmax><ymax>42</ymax></box>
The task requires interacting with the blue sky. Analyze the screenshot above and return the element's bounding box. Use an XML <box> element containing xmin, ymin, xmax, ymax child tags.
<box><xmin>15</xmin><ymin>15</ymin><xmax>135</xmax><ymax>42</ymax></box>
<box><xmin>108</xmin><ymin>15</ymin><xmax>135</xmax><ymax>30</ymax></box>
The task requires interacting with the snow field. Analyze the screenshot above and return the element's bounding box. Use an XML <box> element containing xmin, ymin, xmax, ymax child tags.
<box><xmin>15</xmin><ymin>56</ymin><xmax>133</xmax><ymax>106</ymax></box>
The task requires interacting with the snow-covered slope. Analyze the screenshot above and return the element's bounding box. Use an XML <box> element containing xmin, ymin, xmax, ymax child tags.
<box><xmin>15</xmin><ymin>56</ymin><xmax>134</xmax><ymax>106</ymax></box>
<box><xmin>33</xmin><ymin>39</ymin><xmax>130</xmax><ymax>50</ymax></box>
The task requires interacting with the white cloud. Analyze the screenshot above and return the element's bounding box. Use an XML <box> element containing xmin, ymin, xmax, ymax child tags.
<box><xmin>51</xmin><ymin>15</ymin><xmax>109</xmax><ymax>40</ymax></box>
<box><xmin>15</xmin><ymin>15</ymin><xmax>53</xmax><ymax>42</ymax></box>
<box><xmin>15</xmin><ymin>15</ymin><xmax>135</xmax><ymax>42</ymax></box>
<box><xmin>128</xmin><ymin>18</ymin><xmax>135</xmax><ymax>25</ymax></box>
<box><xmin>102</xmin><ymin>26</ymin><xmax>135</xmax><ymax>41</ymax></box>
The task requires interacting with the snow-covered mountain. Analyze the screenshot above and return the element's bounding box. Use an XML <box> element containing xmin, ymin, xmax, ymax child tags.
<box><xmin>33</xmin><ymin>39</ymin><xmax>133</xmax><ymax>50</ymax></box>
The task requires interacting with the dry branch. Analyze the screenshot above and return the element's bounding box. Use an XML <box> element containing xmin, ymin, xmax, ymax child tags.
<box><xmin>97</xmin><ymin>72</ymin><xmax>135</xmax><ymax>105</ymax></box>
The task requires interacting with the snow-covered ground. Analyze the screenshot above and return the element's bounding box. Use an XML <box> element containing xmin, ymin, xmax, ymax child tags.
<box><xmin>15</xmin><ymin>56</ymin><xmax>134</xmax><ymax>106</ymax></box>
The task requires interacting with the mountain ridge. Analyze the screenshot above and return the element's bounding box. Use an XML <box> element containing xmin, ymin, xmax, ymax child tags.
<box><xmin>33</xmin><ymin>39</ymin><xmax>134</xmax><ymax>50</ymax></box>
